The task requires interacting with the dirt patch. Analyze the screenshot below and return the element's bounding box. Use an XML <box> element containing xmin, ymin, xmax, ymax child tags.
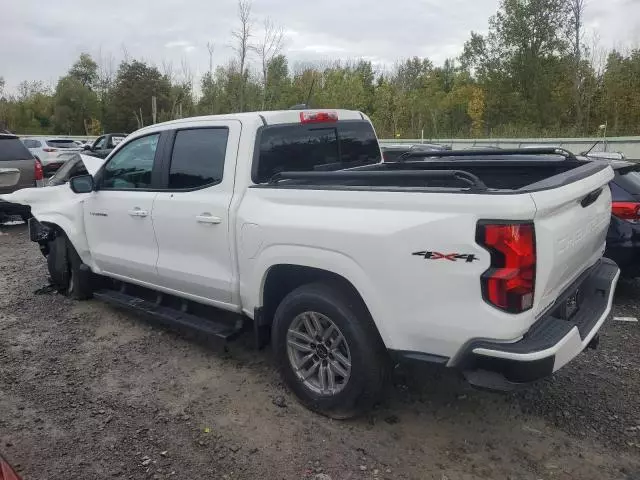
<box><xmin>0</xmin><ymin>224</ymin><xmax>639</xmax><ymax>479</ymax></box>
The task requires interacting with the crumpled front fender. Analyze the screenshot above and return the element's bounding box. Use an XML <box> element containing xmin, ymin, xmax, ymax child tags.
<box><xmin>0</xmin><ymin>186</ymin><xmax>94</xmax><ymax>268</ymax></box>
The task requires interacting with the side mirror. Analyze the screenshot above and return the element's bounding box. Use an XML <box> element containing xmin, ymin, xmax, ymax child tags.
<box><xmin>83</xmin><ymin>144</ymin><xmax>91</xmax><ymax>151</ymax></box>
<box><xmin>70</xmin><ymin>175</ymin><xmax>94</xmax><ymax>193</ymax></box>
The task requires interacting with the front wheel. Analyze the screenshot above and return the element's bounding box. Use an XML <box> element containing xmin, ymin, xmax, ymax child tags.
<box><xmin>47</xmin><ymin>234</ymin><xmax>93</xmax><ymax>300</ymax></box>
<box><xmin>271</xmin><ymin>282</ymin><xmax>389</xmax><ymax>418</ymax></box>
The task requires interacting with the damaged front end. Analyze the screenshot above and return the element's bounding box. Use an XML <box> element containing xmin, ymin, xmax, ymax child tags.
<box><xmin>28</xmin><ymin>217</ymin><xmax>56</xmax><ymax>256</ymax></box>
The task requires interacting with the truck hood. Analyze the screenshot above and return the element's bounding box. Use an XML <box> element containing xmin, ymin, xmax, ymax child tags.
<box><xmin>0</xmin><ymin>154</ymin><xmax>104</xmax><ymax>214</ymax></box>
<box><xmin>74</xmin><ymin>154</ymin><xmax>106</xmax><ymax>176</ymax></box>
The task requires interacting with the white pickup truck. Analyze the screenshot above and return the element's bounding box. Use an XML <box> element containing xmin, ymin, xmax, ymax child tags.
<box><xmin>5</xmin><ymin>109</ymin><xmax>619</xmax><ymax>418</ymax></box>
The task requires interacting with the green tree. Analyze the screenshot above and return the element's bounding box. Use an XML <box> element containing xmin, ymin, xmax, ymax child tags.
<box><xmin>104</xmin><ymin>60</ymin><xmax>171</xmax><ymax>132</ymax></box>
<box><xmin>53</xmin><ymin>75</ymin><xmax>98</xmax><ymax>134</ymax></box>
<box><xmin>69</xmin><ymin>53</ymin><xmax>99</xmax><ymax>90</ymax></box>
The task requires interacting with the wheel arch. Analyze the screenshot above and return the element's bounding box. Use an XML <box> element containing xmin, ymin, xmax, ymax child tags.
<box><xmin>36</xmin><ymin>213</ymin><xmax>94</xmax><ymax>268</ymax></box>
<box><xmin>251</xmin><ymin>249</ymin><xmax>389</xmax><ymax>348</ymax></box>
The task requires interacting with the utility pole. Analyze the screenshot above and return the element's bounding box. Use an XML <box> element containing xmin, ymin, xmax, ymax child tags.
<box><xmin>152</xmin><ymin>96</ymin><xmax>157</xmax><ymax>124</ymax></box>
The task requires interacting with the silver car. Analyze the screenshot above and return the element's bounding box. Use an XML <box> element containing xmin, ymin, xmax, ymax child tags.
<box><xmin>21</xmin><ymin>137</ymin><xmax>82</xmax><ymax>174</ymax></box>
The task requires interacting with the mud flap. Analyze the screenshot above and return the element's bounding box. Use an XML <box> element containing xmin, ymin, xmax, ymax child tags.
<box><xmin>253</xmin><ymin>307</ymin><xmax>271</xmax><ymax>350</ymax></box>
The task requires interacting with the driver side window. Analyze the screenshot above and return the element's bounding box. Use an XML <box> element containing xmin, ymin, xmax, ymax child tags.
<box><xmin>101</xmin><ymin>134</ymin><xmax>159</xmax><ymax>190</ymax></box>
<box><xmin>93</xmin><ymin>136</ymin><xmax>107</xmax><ymax>150</ymax></box>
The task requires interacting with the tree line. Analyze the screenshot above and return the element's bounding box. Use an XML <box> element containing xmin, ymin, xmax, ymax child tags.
<box><xmin>0</xmin><ymin>0</ymin><xmax>638</xmax><ymax>139</ymax></box>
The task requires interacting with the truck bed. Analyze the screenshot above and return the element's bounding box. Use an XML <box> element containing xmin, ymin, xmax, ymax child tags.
<box><xmin>374</xmin><ymin>157</ymin><xmax>601</xmax><ymax>191</ymax></box>
<box><xmin>265</xmin><ymin>156</ymin><xmax>608</xmax><ymax>193</ymax></box>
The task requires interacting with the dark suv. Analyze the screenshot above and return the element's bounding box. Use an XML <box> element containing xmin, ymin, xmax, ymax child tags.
<box><xmin>0</xmin><ymin>134</ymin><xmax>43</xmax><ymax>222</ymax></box>
<box><xmin>605</xmin><ymin>160</ymin><xmax>640</xmax><ymax>278</ymax></box>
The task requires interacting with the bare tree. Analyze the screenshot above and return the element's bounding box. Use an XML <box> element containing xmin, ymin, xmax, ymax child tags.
<box><xmin>180</xmin><ymin>57</ymin><xmax>194</xmax><ymax>90</ymax></box>
<box><xmin>254</xmin><ymin>18</ymin><xmax>284</xmax><ymax>109</ymax></box>
<box><xmin>206</xmin><ymin>42</ymin><xmax>215</xmax><ymax>75</ymax></box>
<box><xmin>162</xmin><ymin>60</ymin><xmax>175</xmax><ymax>83</ymax></box>
<box><xmin>584</xmin><ymin>31</ymin><xmax>606</xmax><ymax>132</ymax></box>
<box><xmin>231</xmin><ymin>0</ymin><xmax>253</xmax><ymax>111</ymax></box>
<box><xmin>121</xmin><ymin>44</ymin><xmax>130</xmax><ymax>63</ymax></box>
<box><xmin>98</xmin><ymin>52</ymin><xmax>115</xmax><ymax>88</ymax></box>
<box><xmin>567</xmin><ymin>0</ymin><xmax>587</xmax><ymax>133</ymax></box>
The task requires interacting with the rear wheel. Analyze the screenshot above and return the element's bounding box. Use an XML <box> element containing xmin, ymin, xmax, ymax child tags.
<box><xmin>271</xmin><ymin>282</ymin><xmax>388</xmax><ymax>418</ymax></box>
<box><xmin>47</xmin><ymin>234</ymin><xmax>93</xmax><ymax>300</ymax></box>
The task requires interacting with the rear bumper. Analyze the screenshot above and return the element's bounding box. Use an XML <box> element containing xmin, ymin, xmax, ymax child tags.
<box><xmin>453</xmin><ymin>258</ymin><xmax>619</xmax><ymax>390</ymax></box>
<box><xmin>0</xmin><ymin>199</ymin><xmax>30</xmax><ymax>217</ymax></box>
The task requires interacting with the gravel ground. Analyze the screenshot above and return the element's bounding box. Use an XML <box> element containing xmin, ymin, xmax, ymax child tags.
<box><xmin>0</xmin><ymin>223</ymin><xmax>639</xmax><ymax>480</ymax></box>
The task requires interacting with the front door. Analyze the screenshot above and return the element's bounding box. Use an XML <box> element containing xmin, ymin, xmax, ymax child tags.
<box><xmin>152</xmin><ymin>123</ymin><xmax>240</xmax><ymax>305</ymax></box>
<box><xmin>84</xmin><ymin>133</ymin><xmax>162</xmax><ymax>284</ymax></box>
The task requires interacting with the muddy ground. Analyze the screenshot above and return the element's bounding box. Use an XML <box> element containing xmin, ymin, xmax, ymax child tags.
<box><xmin>0</xmin><ymin>223</ymin><xmax>639</xmax><ymax>480</ymax></box>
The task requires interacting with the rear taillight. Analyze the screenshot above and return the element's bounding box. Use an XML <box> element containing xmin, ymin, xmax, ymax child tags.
<box><xmin>477</xmin><ymin>222</ymin><xmax>536</xmax><ymax>313</ymax></box>
<box><xmin>299</xmin><ymin>111</ymin><xmax>338</xmax><ymax>124</ymax></box>
<box><xmin>42</xmin><ymin>147</ymin><xmax>57</xmax><ymax>152</ymax></box>
<box><xmin>34</xmin><ymin>159</ymin><xmax>44</xmax><ymax>181</ymax></box>
<box><xmin>612</xmin><ymin>201</ymin><xmax>640</xmax><ymax>223</ymax></box>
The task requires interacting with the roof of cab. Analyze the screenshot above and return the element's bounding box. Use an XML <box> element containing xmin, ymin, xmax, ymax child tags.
<box><xmin>138</xmin><ymin>109</ymin><xmax>365</xmax><ymax>132</ymax></box>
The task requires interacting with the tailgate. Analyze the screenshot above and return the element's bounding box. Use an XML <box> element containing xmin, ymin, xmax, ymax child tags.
<box><xmin>0</xmin><ymin>160</ymin><xmax>34</xmax><ymax>193</ymax></box>
<box><xmin>531</xmin><ymin>165</ymin><xmax>614</xmax><ymax>317</ymax></box>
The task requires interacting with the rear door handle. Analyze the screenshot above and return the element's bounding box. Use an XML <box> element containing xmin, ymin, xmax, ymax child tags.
<box><xmin>196</xmin><ymin>214</ymin><xmax>222</xmax><ymax>224</ymax></box>
<box><xmin>128</xmin><ymin>208</ymin><xmax>149</xmax><ymax>217</ymax></box>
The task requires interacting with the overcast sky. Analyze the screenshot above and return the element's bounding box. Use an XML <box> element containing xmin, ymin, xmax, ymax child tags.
<box><xmin>2</xmin><ymin>0</ymin><xmax>639</xmax><ymax>92</ymax></box>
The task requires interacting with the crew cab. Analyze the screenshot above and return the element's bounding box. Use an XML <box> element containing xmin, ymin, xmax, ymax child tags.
<box><xmin>2</xmin><ymin>109</ymin><xmax>619</xmax><ymax>417</ymax></box>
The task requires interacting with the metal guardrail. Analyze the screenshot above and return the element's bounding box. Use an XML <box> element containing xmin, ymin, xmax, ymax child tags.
<box><xmin>15</xmin><ymin>134</ymin><xmax>640</xmax><ymax>158</ymax></box>
<box><xmin>380</xmin><ymin>136</ymin><xmax>640</xmax><ymax>159</ymax></box>
<box><xmin>18</xmin><ymin>135</ymin><xmax>98</xmax><ymax>141</ymax></box>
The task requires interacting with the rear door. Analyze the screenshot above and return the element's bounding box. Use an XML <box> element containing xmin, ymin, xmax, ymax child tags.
<box><xmin>151</xmin><ymin>122</ymin><xmax>240</xmax><ymax>305</ymax></box>
<box><xmin>529</xmin><ymin>165</ymin><xmax>614</xmax><ymax>316</ymax></box>
<box><xmin>0</xmin><ymin>136</ymin><xmax>35</xmax><ymax>194</ymax></box>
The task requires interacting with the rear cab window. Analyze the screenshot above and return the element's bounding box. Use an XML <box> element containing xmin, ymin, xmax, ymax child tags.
<box><xmin>253</xmin><ymin>120</ymin><xmax>381</xmax><ymax>183</ymax></box>
<box><xmin>46</xmin><ymin>139</ymin><xmax>78</xmax><ymax>149</ymax></box>
<box><xmin>0</xmin><ymin>136</ymin><xmax>34</xmax><ymax>161</ymax></box>
<box><xmin>110</xmin><ymin>135</ymin><xmax>126</xmax><ymax>148</ymax></box>
<box><xmin>22</xmin><ymin>139</ymin><xmax>42</xmax><ymax>148</ymax></box>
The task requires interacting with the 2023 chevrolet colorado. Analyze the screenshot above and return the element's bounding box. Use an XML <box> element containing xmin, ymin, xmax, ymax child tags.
<box><xmin>3</xmin><ymin>109</ymin><xmax>619</xmax><ymax>417</ymax></box>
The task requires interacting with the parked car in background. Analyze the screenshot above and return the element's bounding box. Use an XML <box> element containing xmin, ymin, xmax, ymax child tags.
<box><xmin>83</xmin><ymin>133</ymin><xmax>127</xmax><ymax>159</ymax></box>
<box><xmin>21</xmin><ymin>137</ymin><xmax>82</xmax><ymax>174</ymax></box>
<box><xmin>0</xmin><ymin>134</ymin><xmax>44</xmax><ymax>222</ymax></box>
<box><xmin>380</xmin><ymin>143</ymin><xmax>450</xmax><ymax>161</ymax></box>
<box><xmin>601</xmin><ymin>159</ymin><xmax>640</xmax><ymax>278</ymax></box>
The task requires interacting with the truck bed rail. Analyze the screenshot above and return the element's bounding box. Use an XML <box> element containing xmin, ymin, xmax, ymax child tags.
<box><xmin>398</xmin><ymin>147</ymin><xmax>578</xmax><ymax>162</ymax></box>
<box><xmin>268</xmin><ymin>169</ymin><xmax>489</xmax><ymax>191</ymax></box>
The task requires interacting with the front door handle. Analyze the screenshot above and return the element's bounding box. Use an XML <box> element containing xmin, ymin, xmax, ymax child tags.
<box><xmin>196</xmin><ymin>214</ymin><xmax>222</xmax><ymax>224</ymax></box>
<box><xmin>128</xmin><ymin>208</ymin><xmax>148</xmax><ymax>217</ymax></box>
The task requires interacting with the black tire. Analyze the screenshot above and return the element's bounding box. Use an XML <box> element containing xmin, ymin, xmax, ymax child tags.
<box><xmin>47</xmin><ymin>233</ymin><xmax>93</xmax><ymax>300</ymax></box>
<box><xmin>271</xmin><ymin>282</ymin><xmax>389</xmax><ymax>419</ymax></box>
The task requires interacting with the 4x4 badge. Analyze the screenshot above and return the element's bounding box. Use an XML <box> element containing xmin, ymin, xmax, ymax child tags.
<box><xmin>412</xmin><ymin>251</ymin><xmax>479</xmax><ymax>263</ymax></box>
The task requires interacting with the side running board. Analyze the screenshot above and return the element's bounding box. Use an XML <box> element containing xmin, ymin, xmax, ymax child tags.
<box><xmin>93</xmin><ymin>289</ymin><xmax>244</xmax><ymax>341</ymax></box>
